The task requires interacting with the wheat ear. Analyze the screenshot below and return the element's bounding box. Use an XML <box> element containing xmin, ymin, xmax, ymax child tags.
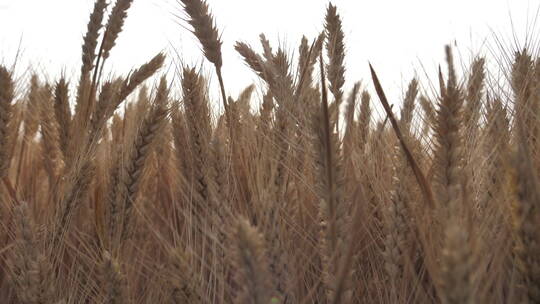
<box><xmin>432</xmin><ymin>46</ymin><xmax>464</xmax><ymax>208</ymax></box>
<box><xmin>0</xmin><ymin>65</ymin><xmax>14</xmax><ymax>178</ymax></box>
<box><xmin>439</xmin><ymin>215</ymin><xmax>477</xmax><ymax>304</ymax></box>
<box><xmin>100</xmin><ymin>251</ymin><xmax>128</xmax><ymax>304</ymax></box>
<box><xmin>111</xmin><ymin>100</ymin><xmax>169</xmax><ymax>244</ymax></box>
<box><xmin>168</xmin><ymin>248</ymin><xmax>204</xmax><ymax>304</ymax></box>
<box><xmin>7</xmin><ymin>202</ymin><xmax>56</xmax><ymax>304</ymax></box>
<box><xmin>81</xmin><ymin>0</ymin><xmax>108</xmax><ymax>76</ymax></box>
<box><xmin>324</xmin><ymin>3</ymin><xmax>346</xmax><ymax>130</ymax></box>
<box><xmin>179</xmin><ymin>0</ymin><xmax>234</xmax><ymax>144</ymax></box>
<box><xmin>101</xmin><ymin>0</ymin><xmax>134</xmax><ymax>61</ymax></box>
<box><xmin>511</xmin><ymin>123</ymin><xmax>540</xmax><ymax>302</ymax></box>
<box><xmin>231</xmin><ymin>218</ymin><xmax>276</xmax><ymax>304</ymax></box>
<box><xmin>39</xmin><ymin>85</ymin><xmax>64</xmax><ymax>181</ymax></box>
<box><xmin>53</xmin><ymin>78</ymin><xmax>72</xmax><ymax>160</ymax></box>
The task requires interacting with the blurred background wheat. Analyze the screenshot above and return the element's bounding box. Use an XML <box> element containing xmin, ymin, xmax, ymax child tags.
<box><xmin>0</xmin><ymin>0</ymin><xmax>539</xmax><ymax>303</ymax></box>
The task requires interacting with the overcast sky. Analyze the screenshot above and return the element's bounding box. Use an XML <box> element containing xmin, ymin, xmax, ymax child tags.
<box><xmin>0</xmin><ymin>0</ymin><xmax>535</xmax><ymax>110</ymax></box>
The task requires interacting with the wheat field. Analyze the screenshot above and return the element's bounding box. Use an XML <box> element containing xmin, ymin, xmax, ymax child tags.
<box><xmin>0</xmin><ymin>0</ymin><xmax>538</xmax><ymax>303</ymax></box>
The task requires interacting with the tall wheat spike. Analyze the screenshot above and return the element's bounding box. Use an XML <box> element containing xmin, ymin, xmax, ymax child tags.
<box><xmin>324</xmin><ymin>3</ymin><xmax>346</xmax><ymax>130</ymax></box>
<box><xmin>432</xmin><ymin>46</ymin><xmax>465</xmax><ymax>208</ymax></box>
<box><xmin>314</xmin><ymin>53</ymin><xmax>353</xmax><ymax>302</ymax></box>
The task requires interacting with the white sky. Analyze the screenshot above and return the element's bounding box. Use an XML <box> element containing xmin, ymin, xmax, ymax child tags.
<box><xmin>0</xmin><ymin>0</ymin><xmax>536</xmax><ymax>110</ymax></box>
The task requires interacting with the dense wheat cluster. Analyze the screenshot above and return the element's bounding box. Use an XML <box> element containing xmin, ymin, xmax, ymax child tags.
<box><xmin>0</xmin><ymin>0</ymin><xmax>539</xmax><ymax>303</ymax></box>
